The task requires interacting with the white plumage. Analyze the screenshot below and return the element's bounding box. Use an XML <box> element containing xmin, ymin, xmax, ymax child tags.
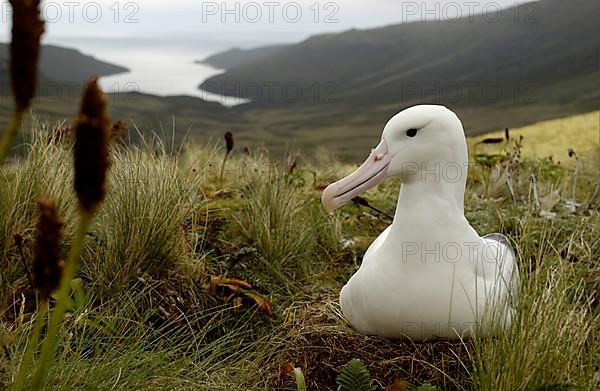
<box><xmin>322</xmin><ymin>105</ymin><xmax>518</xmax><ymax>340</ymax></box>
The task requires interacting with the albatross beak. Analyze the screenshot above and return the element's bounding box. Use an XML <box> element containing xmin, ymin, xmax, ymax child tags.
<box><xmin>322</xmin><ymin>139</ymin><xmax>392</xmax><ymax>213</ymax></box>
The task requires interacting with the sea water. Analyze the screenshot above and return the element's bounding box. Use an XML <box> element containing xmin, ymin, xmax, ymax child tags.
<box><xmin>40</xmin><ymin>34</ymin><xmax>282</xmax><ymax>106</ymax></box>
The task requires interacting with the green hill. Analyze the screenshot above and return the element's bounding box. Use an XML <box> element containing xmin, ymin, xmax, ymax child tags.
<box><xmin>200</xmin><ymin>0</ymin><xmax>600</xmax><ymax>141</ymax></box>
<box><xmin>0</xmin><ymin>44</ymin><xmax>129</xmax><ymax>86</ymax></box>
<box><xmin>197</xmin><ymin>45</ymin><xmax>287</xmax><ymax>69</ymax></box>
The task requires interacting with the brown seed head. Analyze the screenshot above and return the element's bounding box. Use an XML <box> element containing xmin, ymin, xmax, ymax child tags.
<box><xmin>33</xmin><ymin>198</ymin><xmax>64</xmax><ymax>300</ymax></box>
<box><xmin>9</xmin><ymin>0</ymin><xmax>45</xmax><ymax>112</ymax></box>
<box><xmin>481</xmin><ymin>137</ymin><xmax>504</xmax><ymax>144</ymax></box>
<box><xmin>288</xmin><ymin>160</ymin><xmax>297</xmax><ymax>174</ymax></box>
<box><xmin>110</xmin><ymin>120</ymin><xmax>129</xmax><ymax>144</ymax></box>
<box><xmin>74</xmin><ymin>77</ymin><xmax>110</xmax><ymax>214</ymax></box>
<box><xmin>224</xmin><ymin>131</ymin><xmax>234</xmax><ymax>154</ymax></box>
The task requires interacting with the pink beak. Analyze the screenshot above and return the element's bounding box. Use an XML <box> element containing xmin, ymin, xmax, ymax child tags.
<box><xmin>321</xmin><ymin>139</ymin><xmax>392</xmax><ymax>213</ymax></box>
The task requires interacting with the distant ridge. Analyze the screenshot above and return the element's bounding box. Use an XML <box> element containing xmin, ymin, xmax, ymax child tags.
<box><xmin>198</xmin><ymin>45</ymin><xmax>287</xmax><ymax>70</ymax></box>
<box><xmin>0</xmin><ymin>43</ymin><xmax>129</xmax><ymax>87</ymax></box>
<box><xmin>200</xmin><ymin>0</ymin><xmax>600</xmax><ymax>113</ymax></box>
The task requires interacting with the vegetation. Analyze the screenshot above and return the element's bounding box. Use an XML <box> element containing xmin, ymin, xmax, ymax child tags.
<box><xmin>0</xmin><ymin>1</ymin><xmax>598</xmax><ymax>389</ymax></box>
<box><xmin>336</xmin><ymin>359</ymin><xmax>375</xmax><ymax>391</ymax></box>
<box><xmin>0</xmin><ymin>113</ymin><xmax>598</xmax><ymax>389</ymax></box>
<box><xmin>469</xmin><ymin>111</ymin><xmax>600</xmax><ymax>163</ymax></box>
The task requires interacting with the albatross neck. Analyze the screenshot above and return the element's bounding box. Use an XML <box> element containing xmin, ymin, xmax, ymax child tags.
<box><xmin>393</xmin><ymin>170</ymin><xmax>467</xmax><ymax>222</ymax></box>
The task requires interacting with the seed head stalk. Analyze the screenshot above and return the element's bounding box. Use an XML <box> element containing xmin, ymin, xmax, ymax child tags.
<box><xmin>14</xmin><ymin>198</ymin><xmax>64</xmax><ymax>390</ymax></box>
<box><xmin>30</xmin><ymin>212</ymin><xmax>92</xmax><ymax>389</ymax></box>
<box><xmin>220</xmin><ymin>131</ymin><xmax>234</xmax><ymax>183</ymax></box>
<box><xmin>13</xmin><ymin>301</ymin><xmax>48</xmax><ymax>391</ymax></box>
<box><xmin>0</xmin><ymin>111</ymin><xmax>25</xmax><ymax>163</ymax></box>
<box><xmin>0</xmin><ymin>0</ymin><xmax>44</xmax><ymax>164</ymax></box>
<box><xmin>31</xmin><ymin>77</ymin><xmax>110</xmax><ymax>389</ymax></box>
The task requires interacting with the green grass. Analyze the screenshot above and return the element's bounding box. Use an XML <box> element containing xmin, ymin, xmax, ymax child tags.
<box><xmin>470</xmin><ymin>110</ymin><xmax>600</xmax><ymax>164</ymax></box>
<box><xmin>0</xmin><ymin>124</ymin><xmax>78</xmax><ymax>309</ymax></box>
<box><xmin>82</xmin><ymin>141</ymin><xmax>204</xmax><ymax>298</ymax></box>
<box><xmin>471</xmin><ymin>218</ymin><xmax>599</xmax><ymax>390</ymax></box>
<box><xmin>1</xmin><ymin>117</ymin><xmax>599</xmax><ymax>390</ymax></box>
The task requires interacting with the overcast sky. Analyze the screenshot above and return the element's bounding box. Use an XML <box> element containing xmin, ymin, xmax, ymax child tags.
<box><xmin>0</xmin><ymin>0</ymin><xmax>531</xmax><ymax>44</ymax></box>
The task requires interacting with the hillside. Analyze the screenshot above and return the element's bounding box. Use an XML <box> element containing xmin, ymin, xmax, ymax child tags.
<box><xmin>470</xmin><ymin>111</ymin><xmax>600</xmax><ymax>163</ymax></box>
<box><xmin>202</xmin><ymin>0</ymin><xmax>599</xmax><ymax>108</ymax></box>
<box><xmin>0</xmin><ymin>44</ymin><xmax>129</xmax><ymax>86</ymax></box>
<box><xmin>197</xmin><ymin>45</ymin><xmax>286</xmax><ymax>69</ymax></box>
<box><xmin>201</xmin><ymin>0</ymin><xmax>600</xmax><ymax>136</ymax></box>
<box><xmin>0</xmin><ymin>90</ymin><xmax>241</xmax><ymax>154</ymax></box>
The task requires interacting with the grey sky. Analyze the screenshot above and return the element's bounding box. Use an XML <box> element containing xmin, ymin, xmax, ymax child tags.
<box><xmin>0</xmin><ymin>0</ymin><xmax>531</xmax><ymax>45</ymax></box>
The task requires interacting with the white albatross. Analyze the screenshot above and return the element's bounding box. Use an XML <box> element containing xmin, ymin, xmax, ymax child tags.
<box><xmin>322</xmin><ymin>105</ymin><xmax>519</xmax><ymax>340</ymax></box>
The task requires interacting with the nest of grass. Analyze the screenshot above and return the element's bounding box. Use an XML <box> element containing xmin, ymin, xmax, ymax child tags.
<box><xmin>275</xmin><ymin>295</ymin><xmax>473</xmax><ymax>390</ymax></box>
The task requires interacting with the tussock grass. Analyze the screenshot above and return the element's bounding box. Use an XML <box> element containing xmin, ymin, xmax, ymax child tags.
<box><xmin>236</xmin><ymin>161</ymin><xmax>345</xmax><ymax>293</ymax></box>
<box><xmin>309</xmin><ymin>199</ymin><xmax>343</xmax><ymax>260</ymax></box>
<box><xmin>0</xmin><ymin>127</ymin><xmax>77</xmax><ymax>307</ymax></box>
<box><xmin>239</xmin><ymin>172</ymin><xmax>315</xmax><ymax>277</ymax></box>
<box><xmin>5</xmin><ymin>283</ymin><xmax>277</xmax><ymax>390</ymax></box>
<box><xmin>82</xmin><ymin>144</ymin><xmax>204</xmax><ymax>297</ymax></box>
<box><xmin>471</xmin><ymin>220</ymin><xmax>599</xmax><ymax>390</ymax></box>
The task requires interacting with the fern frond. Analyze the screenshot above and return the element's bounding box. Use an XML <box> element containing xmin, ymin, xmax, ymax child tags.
<box><xmin>336</xmin><ymin>359</ymin><xmax>374</xmax><ymax>391</ymax></box>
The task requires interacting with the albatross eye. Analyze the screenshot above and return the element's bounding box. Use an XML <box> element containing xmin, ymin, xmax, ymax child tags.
<box><xmin>406</xmin><ymin>128</ymin><xmax>418</xmax><ymax>138</ymax></box>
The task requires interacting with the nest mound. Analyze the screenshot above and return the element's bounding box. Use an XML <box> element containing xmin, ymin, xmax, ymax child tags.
<box><xmin>277</xmin><ymin>297</ymin><xmax>473</xmax><ymax>390</ymax></box>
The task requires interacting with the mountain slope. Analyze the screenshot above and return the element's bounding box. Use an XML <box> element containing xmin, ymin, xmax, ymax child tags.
<box><xmin>0</xmin><ymin>43</ymin><xmax>129</xmax><ymax>87</ymax></box>
<box><xmin>470</xmin><ymin>110</ymin><xmax>600</xmax><ymax>163</ymax></box>
<box><xmin>198</xmin><ymin>45</ymin><xmax>286</xmax><ymax>70</ymax></box>
<box><xmin>201</xmin><ymin>0</ymin><xmax>600</xmax><ymax>112</ymax></box>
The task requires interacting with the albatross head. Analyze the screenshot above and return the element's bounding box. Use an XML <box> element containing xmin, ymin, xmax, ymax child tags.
<box><xmin>322</xmin><ymin>105</ymin><xmax>468</xmax><ymax>213</ymax></box>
